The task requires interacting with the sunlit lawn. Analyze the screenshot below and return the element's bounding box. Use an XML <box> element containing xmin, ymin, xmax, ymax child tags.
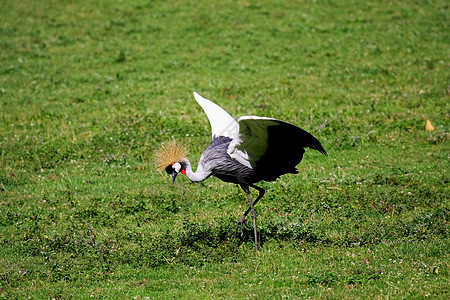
<box><xmin>0</xmin><ymin>0</ymin><xmax>448</xmax><ymax>298</ymax></box>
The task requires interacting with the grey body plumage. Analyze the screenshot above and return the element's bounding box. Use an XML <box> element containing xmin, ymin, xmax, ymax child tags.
<box><xmin>201</xmin><ymin>136</ymin><xmax>256</xmax><ymax>185</ymax></box>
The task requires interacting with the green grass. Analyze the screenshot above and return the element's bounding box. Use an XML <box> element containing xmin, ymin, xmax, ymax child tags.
<box><xmin>1</xmin><ymin>0</ymin><xmax>448</xmax><ymax>298</ymax></box>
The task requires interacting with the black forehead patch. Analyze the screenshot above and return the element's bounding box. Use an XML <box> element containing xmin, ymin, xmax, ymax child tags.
<box><xmin>165</xmin><ymin>164</ymin><xmax>173</xmax><ymax>174</ymax></box>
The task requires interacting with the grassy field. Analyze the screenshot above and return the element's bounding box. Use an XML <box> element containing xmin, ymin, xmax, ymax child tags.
<box><xmin>1</xmin><ymin>0</ymin><xmax>448</xmax><ymax>298</ymax></box>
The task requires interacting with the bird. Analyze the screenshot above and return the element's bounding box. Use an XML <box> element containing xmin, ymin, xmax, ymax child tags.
<box><xmin>154</xmin><ymin>92</ymin><xmax>327</xmax><ymax>251</ymax></box>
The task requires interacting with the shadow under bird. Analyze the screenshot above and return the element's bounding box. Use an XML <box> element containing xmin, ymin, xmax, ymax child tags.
<box><xmin>154</xmin><ymin>92</ymin><xmax>327</xmax><ymax>251</ymax></box>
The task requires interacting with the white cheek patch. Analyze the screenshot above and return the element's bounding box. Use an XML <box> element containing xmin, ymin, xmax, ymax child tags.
<box><xmin>172</xmin><ymin>162</ymin><xmax>182</xmax><ymax>173</ymax></box>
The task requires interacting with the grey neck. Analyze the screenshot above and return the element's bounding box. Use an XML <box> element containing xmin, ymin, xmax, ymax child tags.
<box><xmin>181</xmin><ymin>158</ymin><xmax>211</xmax><ymax>182</ymax></box>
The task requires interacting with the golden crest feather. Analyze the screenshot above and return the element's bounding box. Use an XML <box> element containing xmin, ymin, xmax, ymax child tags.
<box><xmin>153</xmin><ymin>140</ymin><xmax>188</xmax><ymax>171</ymax></box>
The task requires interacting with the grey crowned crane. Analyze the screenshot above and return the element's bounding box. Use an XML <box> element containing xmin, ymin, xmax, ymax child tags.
<box><xmin>154</xmin><ymin>92</ymin><xmax>327</xmax><ymax>251</ymax></box>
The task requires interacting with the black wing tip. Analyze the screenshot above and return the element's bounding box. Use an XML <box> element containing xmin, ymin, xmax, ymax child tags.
<box><xmin>311</xmin><ymin>144</ymin><xmax>327</xmax><ymax>156</ymax></box>
<box><xmin>266</xmin><ymin>120</ymin><xmax>328</xmax><ymax>156</ymax></box>
<box><xmin>308</xmin><ymin>133</ymin><xmax>327</xmax><ymax>156</ymax></box>
<box><xmin>290</xmin><ymin>125</ymin><xmax>327</xmax><ymax>156</ymax></box>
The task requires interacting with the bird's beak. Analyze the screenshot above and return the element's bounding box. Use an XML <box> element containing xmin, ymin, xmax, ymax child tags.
<box><xmin>171</xmin><ymin>171</ymin><xmax>179</xmax><ymax>184</ymax></box>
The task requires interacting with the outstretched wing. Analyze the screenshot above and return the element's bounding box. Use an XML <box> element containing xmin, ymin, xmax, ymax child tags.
<box><xmin>193</xmin><ymin>92</ymin><xmax>239</xmax><ymax>139</ymax></box>
<box><xmin>228</xmin><ymin>116</ymin><xmax>327</xmax><ymax>181</ymax></box>
<box><xmin>227</xmin><ymin>116</ymin><xmax>278</xmax><ymax>169</ymax></box>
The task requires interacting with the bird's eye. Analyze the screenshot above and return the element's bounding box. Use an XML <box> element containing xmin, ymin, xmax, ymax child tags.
<box><xmin>165</xmin><ymin>164</ymin><xmax>173</xmax><ymax>174</ymax></box>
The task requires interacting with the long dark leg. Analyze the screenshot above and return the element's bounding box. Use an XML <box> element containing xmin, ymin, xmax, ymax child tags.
<box><xmin>233</xmin><ymin>184</ymin><xmax>265</xmax><ymax>251</ymax></box>
<box><xmin>233</xmin><ymin>185</ymin><xmax>265</xmax><ymax>238</ymax></box>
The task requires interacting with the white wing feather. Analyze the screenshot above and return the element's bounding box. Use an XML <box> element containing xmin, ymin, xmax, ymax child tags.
<box><xmin>193</xmin><ymin>92</ymin><xmax>239</xmax><ymax>139</ymax></box>
<box><xmin>227</xmin><ymin>116</ymin><xmax>279</xmax><ymax>169</ymax></box>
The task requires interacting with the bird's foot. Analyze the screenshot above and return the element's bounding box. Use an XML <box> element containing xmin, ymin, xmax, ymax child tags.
<box><xmin>232</xmin><ymin>216</ymin><xmax>246</xmax><ymax>238</ymax></box>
